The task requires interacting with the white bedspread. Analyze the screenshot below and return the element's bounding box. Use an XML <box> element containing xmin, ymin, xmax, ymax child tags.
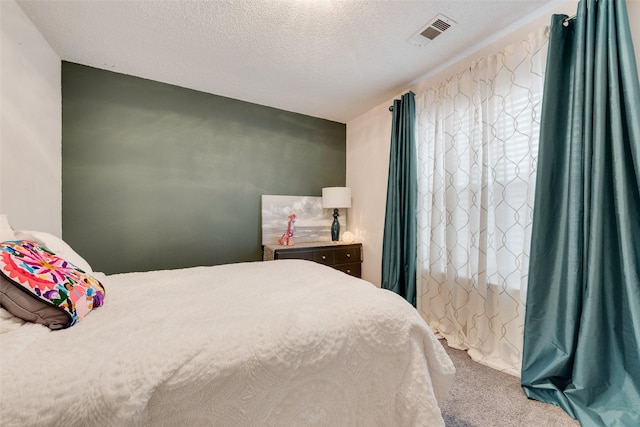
<box><xmin>0</xmin><ymin>260</ymin><xmax>454</xmax><ymax>426</ymax></box>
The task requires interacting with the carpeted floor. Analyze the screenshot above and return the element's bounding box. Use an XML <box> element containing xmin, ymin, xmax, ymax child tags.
<box><xmin>440</xmin><ymin>341</ymin><xmax>580</xmax><ymax>427</ymax></box>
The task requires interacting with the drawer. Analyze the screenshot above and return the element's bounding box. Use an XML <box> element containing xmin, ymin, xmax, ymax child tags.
<box><xmin>265</xmin><ymin>243</ymin><xmax>362</xmax><ymax>278</ymax></box>
<box><xmin>275</xmin><ymin>250</ymin><xmax>314</xmax><ymax>261</ymax></box>
<box><xmin>333</xmin><ymin>262</ymin><xmax>361</xmax><ymax>278</ymax></box>
<box><xmin>334</xmin><ymin>246</ymin><xmax>361</xmax><ymax>265</ymax></box>
<box><xmin>313</xmin><ymin>249</ymin><xmax>334</xmax><ymax>265</ymax></box>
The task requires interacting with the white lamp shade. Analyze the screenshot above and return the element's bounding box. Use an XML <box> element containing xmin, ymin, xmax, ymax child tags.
<box><xmin>322</xmin><ymin>187</ymin><xmax>352</xmax><ymax>208</ymax></box>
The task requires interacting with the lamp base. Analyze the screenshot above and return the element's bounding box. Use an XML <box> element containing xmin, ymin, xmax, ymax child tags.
<box><xmin>331</xmin><ymin>208</ymin><xmax>340</xmax><ymax>241</ymax></box>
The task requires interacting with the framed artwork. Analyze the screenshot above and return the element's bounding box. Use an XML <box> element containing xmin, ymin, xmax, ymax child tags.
<box><xmin>261</xmin><ymin>195</ymin><xmax>347</xmax><ymax>245</ymax></box>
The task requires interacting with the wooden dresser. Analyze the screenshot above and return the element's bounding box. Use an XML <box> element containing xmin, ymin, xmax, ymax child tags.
<box><xmin>263</xmin><ymin>242</ymin><xmax>362</xmax><ymax>278</ymax></box>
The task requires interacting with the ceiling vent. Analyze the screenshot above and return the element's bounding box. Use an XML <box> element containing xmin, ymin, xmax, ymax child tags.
<box><xmin>407</xmin><ymin>14</ymin><xmax>457</xmax><ymax>47</ymax></box>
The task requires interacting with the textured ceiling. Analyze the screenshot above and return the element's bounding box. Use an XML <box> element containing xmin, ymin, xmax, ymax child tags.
<box><xmin>17</xmin><ymin>0</ymin><xmax>565</xmax><ymax>123</ymax></box>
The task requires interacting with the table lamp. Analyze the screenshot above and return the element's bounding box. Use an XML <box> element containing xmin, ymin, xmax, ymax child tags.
<box><xmin>322</xmin><ymin>187</ymin><xmax>351</xmax><ymax>241</ymax></box>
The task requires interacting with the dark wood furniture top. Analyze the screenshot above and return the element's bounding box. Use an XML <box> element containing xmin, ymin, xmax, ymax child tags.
<box><xmin>263</xmin><ymin>242</ymin><xmax>362</xmax><ymax>278</ymax></box>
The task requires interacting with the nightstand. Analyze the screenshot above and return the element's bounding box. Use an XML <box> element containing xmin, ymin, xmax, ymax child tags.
<box><xmin>263</xmin><ymin>242</ymin><xmax>362</xmax><ymax>278</ymax></box>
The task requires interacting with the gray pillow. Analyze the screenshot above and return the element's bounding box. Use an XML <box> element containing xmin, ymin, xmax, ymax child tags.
<box><xmin>0</xmin><ymin>275</ymin><xmax>70</xmax><ymax>330</ymax></box>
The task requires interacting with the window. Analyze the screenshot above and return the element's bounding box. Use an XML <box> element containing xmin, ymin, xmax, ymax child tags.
<box><xmin>415</xmin><ymin>27</ymin><xmax>549</xmax><ymax>375</ymax></box>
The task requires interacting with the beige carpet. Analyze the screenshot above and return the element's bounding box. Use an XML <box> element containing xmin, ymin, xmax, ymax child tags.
<box><xmin>440</xmin><ymin>341</ymin><xmax>580</xmax><ymax>427</ymax></box>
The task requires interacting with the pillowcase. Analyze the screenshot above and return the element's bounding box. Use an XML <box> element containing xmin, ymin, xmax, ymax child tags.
<box><xmin>14</xmin><ymin>230</ymin><xmax>93</xmax><ymax>273</ymax></box>
<box><xmin>0</xmin><ymin>214</ymin><xmax>15</xmax><ymax>241</ymax></box>
<box><xmin>0</xmin><ymin>240</ymin><xmax>105</xmax><ymax>329</ymax></box>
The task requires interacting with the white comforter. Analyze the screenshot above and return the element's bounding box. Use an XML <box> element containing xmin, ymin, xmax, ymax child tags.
<box><xmin>0</xmin><ymin>260</ymin><xmax>454</xmax><ymax>426</ymax></box>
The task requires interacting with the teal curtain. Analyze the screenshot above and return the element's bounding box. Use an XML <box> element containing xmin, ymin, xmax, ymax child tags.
<box><xmin>521</xmin><ymin>1</ymin><xmax>640</xmax><ymax>426</ymax></box>
<box><xmin>381</xmin><ymin>91</ymin><xmax>417</xmax><ymax>306</ymax></box>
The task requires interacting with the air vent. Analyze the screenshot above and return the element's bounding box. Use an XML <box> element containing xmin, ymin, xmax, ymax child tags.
<box><xmin>407</xmin><ymin>14</ymin><xmax>457</xmax><ymax>47</ymax></box>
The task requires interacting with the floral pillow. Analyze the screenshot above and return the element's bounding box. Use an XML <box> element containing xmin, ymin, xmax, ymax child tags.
<box><xmin>13</xmin><ymin>230</ymin><xmax>94</xmax><ymax>273</ymax></box>
<box><xmin>0</xmin><ymin>240</ymin><xmax>105</xmax><ymax>329</ymax></box>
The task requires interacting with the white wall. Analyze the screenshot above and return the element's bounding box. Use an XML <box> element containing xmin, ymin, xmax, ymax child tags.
<box><xmin>0</xmin><ymin>0</ymin><xmax>61</xmax><ymax>235</ymax></box>
<box><xmin>347</xmin><ymin>0</ymin><xmax>640</xmax><ymax>287</ymax></box>
<box><xmin>346</xmin><ymin>101</ymin><xmax>393</xmax><ymax>285</ymax></box>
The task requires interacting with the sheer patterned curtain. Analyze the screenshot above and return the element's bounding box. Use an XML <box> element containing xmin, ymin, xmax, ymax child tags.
<box><xmin>415</xmin><ymin>27</ymin><xmax>548</xmax><ymax>376</ymax></box>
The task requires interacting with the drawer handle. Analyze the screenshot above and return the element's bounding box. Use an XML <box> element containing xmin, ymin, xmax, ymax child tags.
<box><xmin>346</xmin><ymin>269</ymin><xmax>351</xmax><ymax>274</ymax></box>
<box><xmin>346</xmin><ymin>253</ymin><xmax>351</xmax><ymax>258</ymax></box>
<box><xmin>322</xmin><ymin>255</ymin><xmax>326</xmax><ymax>260</ymax></box>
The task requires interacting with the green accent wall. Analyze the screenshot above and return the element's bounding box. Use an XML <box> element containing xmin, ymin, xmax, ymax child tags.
<box><xmin>62</xmin><ymin>62</ymin><xmax>346</xmax><ymax>274</ymax></box>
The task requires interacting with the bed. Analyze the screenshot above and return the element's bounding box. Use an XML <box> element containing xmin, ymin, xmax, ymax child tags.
<box><xmin>0</xmin><ymin>227</ymin><xmax>455</xmax><ymax>426</ymax></box>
